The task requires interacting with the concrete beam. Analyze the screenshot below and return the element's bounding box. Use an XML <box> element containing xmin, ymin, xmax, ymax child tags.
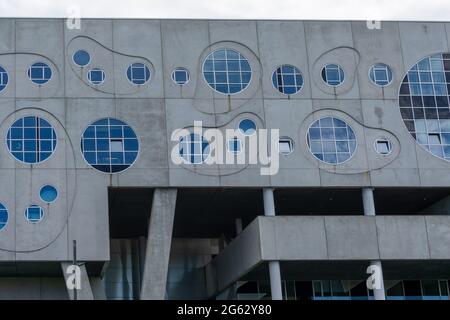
<box><xmin>140</xmin><ymin>188</ymin><xmax>178</xmax><ymax>300</ymax></box>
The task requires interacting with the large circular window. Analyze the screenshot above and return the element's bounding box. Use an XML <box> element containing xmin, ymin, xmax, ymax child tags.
<box><xmin>203</xmin><ymin>48</ymin><xmax>252</xmax><ymax>94</ymax></box>
<box><xmin>0</xmin><ymin>203</ymin><xmax>8</xmax><ymax>231</ymax></box>
<box><xmin>179</xmin><ymin>133</ymin><xmax>210</xmax><ymax>164</ymax></box>
<box><xmin>81</xmin><ymin>118</ymin><xmax>139</xmax><ymax>173</ymax></box>
<box><xmin>399</xmin><ymin>53</ymin><xmax>450</xmax><ymax>161</ymax></box>
<box><xmin>6</xmin><ymin>116</ymin><xmax>57</xmax><ymax>164</ymax></box>
<box><xmin>307</xmin><ymin>117</ymin><xmax>357</xmax><ymax>164</ymax></box>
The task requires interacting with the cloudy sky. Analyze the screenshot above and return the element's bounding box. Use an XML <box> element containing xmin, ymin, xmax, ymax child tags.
<box><xmin>0</xmin><ymin>0</ymin><xmax>449</xmax><ymax>20</ymax></box>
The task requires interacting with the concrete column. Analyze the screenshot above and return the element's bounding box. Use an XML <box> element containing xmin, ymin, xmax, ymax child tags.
<box><xmin>90</xmin><ymin>277</ymin><xmax>107</xmax><ymax>300</ymax></box>
<box><xmin>61</xmin><ymin>262</ymin><xmax>94</xmax><ymax>300</ymax></box>
<box><xmin>235</xmin><ymin>218</ymin><xmax>243</xmax><ymax>235</ymax></box>
<box><xmin>262</xmin><ymin>188</ymin><xmax>283</xmax><ymax>300</ymax></box>
<box><xmin>362</xmin><ymin>188</ymin><xmax>386</xmax><ymax>300</ymax></box>
<box><xmin>140</xmin><ymin>188</ymin><xmax>177</xmax><ymax>300</ymax></box>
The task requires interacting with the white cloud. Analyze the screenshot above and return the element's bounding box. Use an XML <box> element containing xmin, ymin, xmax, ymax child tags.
<box><xmin>0</xmin><ymin>0</ymin><xmax>449</xmax><ymax>20</ymax></box>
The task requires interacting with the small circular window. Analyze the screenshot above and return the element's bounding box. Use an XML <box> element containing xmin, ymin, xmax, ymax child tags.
<box><xmin>87</xmin><ymin>68</ymin><xmax>106</xmax><ymax>85</ymax></box>
<box><xmin>238</xmin><ymin>119</ymin><xmax>257</xmax><ymax>136</ymax></box>
<box><xmin>179</xmin><ymin>133</ymin><xmax>210</xmax><ymax>164</ymax></box>
<box><xmin>81</xmin><ymin>118</ymin><xmax>139</xmax><ymax>174</ymax></box>
<box><xmin>0</xmin><ymin>203</ymin><xmax>8</xmax><ymax>231</ymax></box>
<box><xmin>272</xmin><ymin>65</ymin><xmax>303</xmax><ymax>95</ymax></box>
<box><xmin>127</xmin><ymin>63</ymin><xmax>151</xmax><ymax>85</ymax></box>
<box><xmin>172</xmin><ymin>68</ymin><xmax>190</xmax><ymax>85</ymax></box>
<box><xmin>40</xmin><ymin>185</ymin><xmax>58</xmax><ymax>203</ymax></box>
<box><xmin>28</xmin><ymin>62</ymin><xmax>52</xmax><ymax>85</ymax></box>
<box><xmin>369</xmin><ymin>63</ymin><xmax>393</xmax><ymax>86</ymax></box>
<box><xmin>203</xmin><ymin>48</ymin><xmax>252</xmax><ymax>94</ymax></box>
<box><xmin>307</xmin><ymin>117</ymin><xmax>356</xmax><ymax>164</ymax></box>
<box><xmin>6</xmin><ymin>116</ymin><xmax>57</xmax><ymax>164</ymax></box>
<box><xmin>25</xmin><ymin>205</ymin><xmax>45</xmax><ymax>223</ymax></box>
<box><xmin>321</xmin><ymin>64</ymin><xmax>345</xmax><ymax>87</ymax></box>
<box><xmin>0</xmin><ymin>66</ymin><xmax>9</xmax><ymax>92</ymax></box>
<box><xmin>73</xmin><ymin>50</ymin><xmax>91</xmax><ymax>67</ymax></box>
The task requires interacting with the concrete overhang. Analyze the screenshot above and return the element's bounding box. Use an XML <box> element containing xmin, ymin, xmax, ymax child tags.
<box><xmin>206</xmin><ymin>215</ymin><xmax>450</xmax><ymax>296</ymax></box>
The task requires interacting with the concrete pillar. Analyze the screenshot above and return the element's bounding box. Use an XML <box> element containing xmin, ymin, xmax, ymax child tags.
<box><xmin>140</xmin><ymin>188</ymin><xmax>177</xmax><ymax>300</ymax></box>
<box><xmin>90</xmin><ymin>277</ymin><xmax>107</xmax><ymax>300</ymax></box>
<box><xmin>362</xmin><ymin>188</ymin><xmax>386</xmax><ymax>300</ymax></box>
<box><xmin>61</xmin><ymin>262</ymin><xmax>94</xmax><ymax>300</ymax></box>
<box><xmin>262</xmin><ymin>188</ymin><xmax>283</xmax><ymax>300</ymax></box>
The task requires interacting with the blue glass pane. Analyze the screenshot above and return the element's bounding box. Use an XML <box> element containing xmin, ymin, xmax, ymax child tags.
<box><xmin>0</xmin><ymin>204</ymin><xmax>8</xmax><ymax>230</ymax></box>
<box><xmin>28</xmin><ymin>62</ymin><xmax>52</xmax><ymax>84</ymax></box>
<box><xmin>0</xmin><ymin>66</ymin><xmax>9</xmax><ymax>92</ymax></box>
<box><xmin>40</xmin><ymin>185</ymin><xmax>58</xmax><ymax>203</ymax></box>
<box><xmin>239</xmin><ymin>119</ymin><xmax>257</xmax><ymax>135</ymax></box>
<box><xmin>73</xmin><ymin>50</ymin><xmax>91</xmax><ymax>67</ymax></box>
<box><xmin>88</xmin><ymin>69</ymin><xmax>105</xmax><ymax>84</ymax></box>
<box><xmin>25</xmin><ymin>205</ymin><xmax>44</xmax><ymax>223</ymax></box>
<box><xmin>7</xmin><ymin>116</ymin><xmax>57</xmax><ymax>164</ymax></box>
<box><xmin>203</xmin><ymin>49</ymin><xmax>251</xmax><ymax>94</ymax></box>
<box><xmin>127</xmin><ymin>63</ymin><xmax>150</xmax><ymax>85</ymax></box>
<box><xmin>81</xmin><ymin>118</ymin><xmax>139</xmax><ymax>173</ymax></box>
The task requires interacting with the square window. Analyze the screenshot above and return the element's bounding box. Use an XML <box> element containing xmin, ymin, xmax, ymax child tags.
<box><xmin>376</xmin><ymin>140</ymin><xmax>391</xmax><ymax>154</ymax></box>
<box><xmin>279</xmin><ymin>139</ymin><xmax>293</xmax><ymax>154</ymax></box>
<box><xmin>110</xmin><ymin>140</ymin><xmax>124</xmax><ymax>153</ymax></box>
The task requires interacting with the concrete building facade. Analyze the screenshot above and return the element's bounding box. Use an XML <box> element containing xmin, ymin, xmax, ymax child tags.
<box><xmin>1</xmin><ymin>18</ymin><xmax>450</xmax><ymax>300</ymax></box>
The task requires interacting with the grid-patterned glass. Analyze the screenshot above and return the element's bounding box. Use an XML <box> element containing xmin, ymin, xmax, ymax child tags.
<box><xmin>203</xmin><ymin>48</ymin><xmax>252</xmax><ymax>94</ymax></box>
<box><xmin>172</xmin><ymin>68</ymin><xmax>190</xmax><ymax>85</ymax></box>
<box><xmin>6</xmin><ymin>116</ymin><xmax>57</xmax><ymax>164</ymax></box>
<box><xmin>0</xmin><ymin>203</ymin><xmax>7</xmax><ymax>231</ymax></box>
<box><xmin>307</xmin><ymin>117</ymin><xmax>357</xmax><ymax>164</ymax></box>
<box><xmin>81</xmin><ymin>118</ymin><xmax>139</xmax><ymax>173</ymax></box>
<box><xmin>0</xmin><ymin>66</ymin><xmax>8</xmax><ymax>92</ymax></box>
<box><xmin>28</xmin><ymin>62</ymin><xmax>52</xmax><ymax>85</ymax></box>
<box><xmin>321</xmin><ymin>64</ymin><xmax>345</xmax><ymax>86</ymax></box>
<box><xmin>369</xmin><ymin>63</ymin><xmax>393</xmax><ymax>86</ymax></box>
<box><xmin>127</xmin><ymin>63</ymin><xmax>151</xmax><ymax>85</ymax></box>
<box><xmin>272</xmin><ymin>65</ymin><xmax>304</xmax><ymax>94</ymax></box>
<box><xmin>179</xmin><ymin>133</ymin><xmax>210</xmax><ymax>164</ymax></box>
<box><xmin>227</xmin><ymin>138</ymin><xmax>242</xmax><ymax>154</ymax></box>
<box><xmin>25</xmin><ymin>205</ymin><xmax>44</xmax><ymax>223</ymax></box>
<box><xmin>88</xmin><ymin>68</ymin><xmax>105</xmax><ymax>85</ymax></box>
<box><xmin>399</xmin><ymin>53</ymin><xmax>450</xmax><ymax>161</ymax></box>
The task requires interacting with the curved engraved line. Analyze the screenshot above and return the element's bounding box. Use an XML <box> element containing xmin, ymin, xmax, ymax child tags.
<box><xmin>192</xmin><ymin>40</ymin><xmax>265</xmax><ymax>116</ymax></box>
<box><xmin>0</xmin><ymin>52</ymin><xmax>61</xmax><ymax>94</ymax></box>
<box><xmin>0</xmin><ymin>108</ymin><xmax>78</xmax><ymax>253</ymax></box>
<box><xmin>175</xmin><ymin>112</ymin><xmax>266</xmax><ymax>176</ymax></box>
<box><xmin>67</xmin><ymin>35</ymin><xmax>155</xmax><ymax>95</ymax></box>
<box><xmin>311</xmin><ymin>46</ymin><xmax>361</xmax><ymax>95</ymax></box>
<box><xmin>301</xmin><ymin>108</ymin><xmax>401</xmax><ymax>174</ymax></box>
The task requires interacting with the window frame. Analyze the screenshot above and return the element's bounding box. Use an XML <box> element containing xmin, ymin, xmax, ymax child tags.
<box><xmin>321</xmin><ymin>63</ymin><xmax>345</xmax><ymax>87</ymax></box>
<box><xmin>28</xmin><ymin>62</ymin><xmax>52</xmax><ymax>85</ymax></box>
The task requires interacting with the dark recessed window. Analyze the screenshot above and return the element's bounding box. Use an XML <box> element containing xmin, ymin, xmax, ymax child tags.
<box><xmin>127</xmin><ymin>63</ymin><xmax>151</xmax><ymax>85</ymax></box>
<box><xmin>272</xmin><ymin>65</ymin><xmax>304</xmax><ymax>95</ymax></box>
<box><xmin>87</xmin><ymin>68</ymin><xmax>106</xmax><ymax>85</ymax></box>
<box><xmin>81</xmin><ymin>118</ymin><xmax>139</xmax><ymax>174</ymax></box>
<box><xmin>28</xmin><ymin>62</ymin><xmax>52</xmax><ymax>85</ymax></box>
<box><xmin>6</xmin><ymin>116</ymin><xmax>57</xmax><ymax>164</ymax></box>
<box><xmin>321</xmin><ymin>64</ymin><xmax>344</xmax><ymax>87</ymax></box>
<box><xmin>203</xmin><ymin>48</ymin><xmax>252</xmax><ymax>94</ymax></box>
<box><xmin>171</xmin><ymin>68</ymin><xmax>190</xmax><ymax>85</ymax></box>
<box><xmin>73</xmin><ymin>50</ymin><xmax>91</xmax><ymax>67</ymax></box>
<box><xmin>0</xmin><ymin>66</ymin><xmax>9</xmax><ymax>92</ymax></box>
<box><xmin>374</xmin><ymin>139</ymin><xmax>392</xmax><ymax>155</ymax></box>
<box><xmin>279</xmin><ymin>138</ymin><xmax>294</xmax><ymax>155</ymax></box>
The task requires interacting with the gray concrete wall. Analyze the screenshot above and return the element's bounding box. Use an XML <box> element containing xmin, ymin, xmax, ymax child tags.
<box><xmin>0</xmin><ymin>277</ymin><xmax>68</xmax><ymax>300</ymax></box>
<box><xmin>207</xmin><ymin>215</ymin><xmax>450</xmax><ymax>295</ymax></box>
<box><xmin>0</xmin><ymin>19</ymin><xmax>450</xmax><ymax>264</ymax></box>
